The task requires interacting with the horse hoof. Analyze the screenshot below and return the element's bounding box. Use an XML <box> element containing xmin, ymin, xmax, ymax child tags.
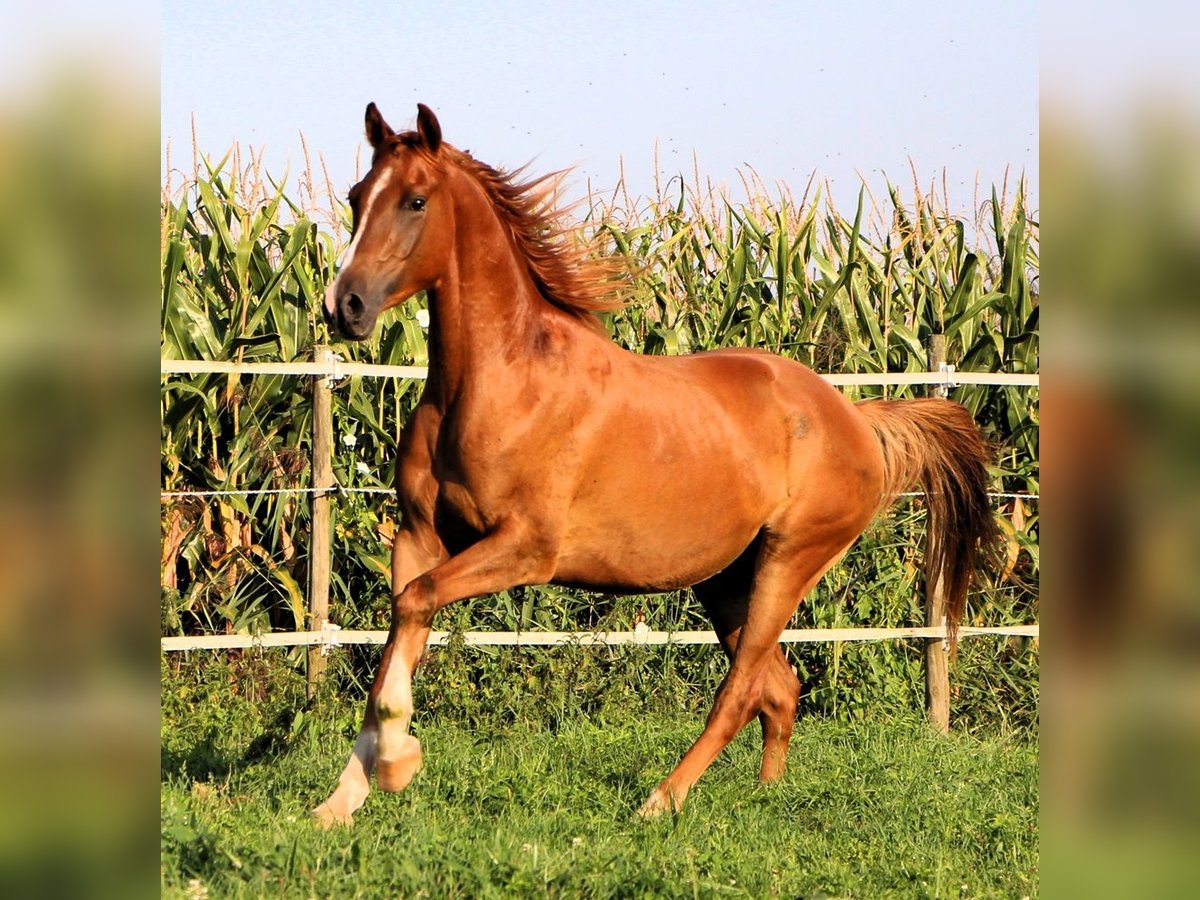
<box><xmin>637</xmin><ymin>785</ymin><xmax>682</xmax><ymax>818</ymax></box>
<box><xmin>313</xmin><ymin>801</ymin><xmax>353</xmax><ymax>828</ymax></box>
<box><xmin>376</xmin><ymin>735</ymin><xmax>422</xmax><ymax>792</ymax></box>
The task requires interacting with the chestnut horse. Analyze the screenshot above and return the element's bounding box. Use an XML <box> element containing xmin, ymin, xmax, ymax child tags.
<box><xmin>314</xmin><ymin>103</ymin><xmax>996</xmax><ymax>825</ymax></box>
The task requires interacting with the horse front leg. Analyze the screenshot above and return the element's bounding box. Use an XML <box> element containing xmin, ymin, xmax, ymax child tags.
<box><xmin>315</xmin><ymin>518</ymin><xmax>555</xmax><ymax>825</ymax></box>
<box><xmin>313</xmin><ymin>525</ymin><xmax>446</xmax><ymax>827</ymax></box>
<box><xmin>371</xmin><ymin>615</ymin><xmax>432</xmax><ymax>793</ymax></box>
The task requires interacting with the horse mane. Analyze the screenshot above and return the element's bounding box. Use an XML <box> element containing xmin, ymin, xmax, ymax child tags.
<box><xmin>392</xmin><ymin>132</ymin><xmax>629</xmax><ymax>324</ymax></box>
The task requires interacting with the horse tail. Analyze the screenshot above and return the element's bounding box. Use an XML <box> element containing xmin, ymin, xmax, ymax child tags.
<box><xmin>856</xmin><ymin>398</ymin><xmax>999</xmax><ymax>652</ymax></box>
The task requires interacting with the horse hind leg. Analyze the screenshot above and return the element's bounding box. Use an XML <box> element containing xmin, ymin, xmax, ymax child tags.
<box><xmin>693</xmin><ymin>558</ymin><xmax>803</xmax><ymax>786</ymax></box>
<box><xmin>641</xmin><ymin>531</ymin><xmax>852</xmax><ymax>816</ymax></box>
<box><xmin>757</xmin><ymin>646</ymin><xmax>801</xmax><ymax>782</ymax></box>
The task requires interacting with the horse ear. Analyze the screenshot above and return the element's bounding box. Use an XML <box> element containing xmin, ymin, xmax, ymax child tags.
<box><xmin>365</xmin><ymin>102</ymin><xmax>394</xmax><ymax>149</ymax></box>
<box><xmin>416</xmin><ymin>103</ymin><xmax>442</xmax><ymax>152</ymax></box>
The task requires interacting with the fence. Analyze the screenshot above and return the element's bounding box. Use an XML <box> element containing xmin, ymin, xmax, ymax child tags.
<box><xmin>160</xmin><ymin>347</ymin><xmax>1039</xmax><ymax>728</ymax></box>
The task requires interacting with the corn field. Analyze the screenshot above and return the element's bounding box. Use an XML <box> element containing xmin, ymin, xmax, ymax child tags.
<box><xmin>160</xmin><ymin>149</ymin><xmax>1038</xmax><ymax>729</ymax></box>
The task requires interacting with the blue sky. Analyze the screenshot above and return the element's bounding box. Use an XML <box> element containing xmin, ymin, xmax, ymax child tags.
<box><xmin>162</xmin><ymin>1</ymin><xmax>1038</xmax><ymax>213</ymax></box>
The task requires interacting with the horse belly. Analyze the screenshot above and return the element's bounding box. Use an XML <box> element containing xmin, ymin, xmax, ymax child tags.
<box><xmin>552</xmin><ymin>533</ymin><xmax>757</xmax><ymax>593</ymax></box>
<box><xmin>553</xmin><ymin>460</ymin><xmax>771</xmax><ymax>592</ymax></box>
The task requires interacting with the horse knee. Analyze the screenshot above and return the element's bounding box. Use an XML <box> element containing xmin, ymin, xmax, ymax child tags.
<box><xmin>392</xmin><ymin>573</ymin><xmax>437</xmax><ymax>625</ymax></box>
<box><xmin>757</xmin><ymin>658</ymin><xmax>801</xmax><ymax>781</ymax></box>
<box><xmin>761</xmin><ymin>659</ymin><xmax>801</xmax><ymax>726</ymax></box>
<box><xmin>704</xmin><ymin>678</ymin><xmax>758</xmax><ymax>739</ymax></box>
<box><xmin>780</xmin><ymin>660</ymin><xmax>801</xmax><ymax>709</ymax></box>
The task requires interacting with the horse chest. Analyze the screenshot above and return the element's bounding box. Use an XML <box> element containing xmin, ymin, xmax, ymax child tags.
<box><xmin>433</xmin><ymin>479</ymin><xmax>488</xmax><ymax>534</ymax></box>
<box><xmin>427</xmin><ymin>417</ymin><xmax>560</xmax><ymax>554</ymax></box>
<box><xmin>428</xmin><ymin>443</ymin><xmax>514</xmax><ymax>547</ymax></box>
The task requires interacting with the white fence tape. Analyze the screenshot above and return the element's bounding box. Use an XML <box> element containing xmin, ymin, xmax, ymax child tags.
<box><xmin>160</xmin><ymin>358</ymin><xmax>1038</xmax><ymax>388</ymax></box>
<box><xmin>161</xmin><ymin>623</ymin><xmax>1038</xmax><ymax>653</ymax></box>
<box><xmin>159</xmin><ymin>486</ymin><xmax>391</xmax><ymax>499</ymax></box>
<box><xmin>159</xmin><ymin>359</ymin><xmax>429</xmax><ymax>380</ymax></box>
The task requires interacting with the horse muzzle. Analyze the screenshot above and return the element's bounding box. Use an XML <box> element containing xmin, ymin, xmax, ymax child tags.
<box><xmin>325</xmin><ymin>287</ymin><xmax>377</xmax><ymax>341</ymax></box>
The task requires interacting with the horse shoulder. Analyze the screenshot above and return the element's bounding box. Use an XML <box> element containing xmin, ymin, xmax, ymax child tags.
<box><xmin>395</xmin><ymin>402</ymin><xmax>442</xmax><ymax>519</ymax></box>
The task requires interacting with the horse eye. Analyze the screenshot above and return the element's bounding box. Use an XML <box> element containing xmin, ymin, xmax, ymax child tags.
<box><xmin>409</xmin><ymin>196</ymin><xmax>426</xmax><ymax>212</ymax></box>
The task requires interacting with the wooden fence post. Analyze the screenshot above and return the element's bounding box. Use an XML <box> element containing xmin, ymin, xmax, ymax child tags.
<box><xmin>307</xmin><ymin>345</ymin><xmax>335</xmax><ymax>699</ymax></box>
<box><xmin>925</xmin><ymin>333</ymin><xmax>951</xmax><ymax>733</ymax></box>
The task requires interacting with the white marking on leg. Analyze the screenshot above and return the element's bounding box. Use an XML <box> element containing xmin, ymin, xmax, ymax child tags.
<box><xmin>375</xmin><ymin>649</ymin><xmax>415</xmax><ymax>760</ymax></box>
<box><xmin>342</xmin><ymin>728</ymin><xmax>377</xmax><ymax>787</ymax></box>
<box><xmin>313</xmin><ymin>727</ymin><xmax>376</xmax><ymax>825</ymax></box>
<box><xmin>371</xmin><ymin>644</ymin><xmax>425</xmax><ymax>793</ymax></box>
<box><xmin>323</xmin><ymin>168</ymin><xmax>393</xmax><ymax>317</ymax></box>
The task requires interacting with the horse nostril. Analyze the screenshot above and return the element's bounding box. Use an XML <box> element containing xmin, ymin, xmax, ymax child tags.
<box><xmin>344</xmin><ymin>293</ymin><xmax>365</xmax><ymax>318</ymax></box>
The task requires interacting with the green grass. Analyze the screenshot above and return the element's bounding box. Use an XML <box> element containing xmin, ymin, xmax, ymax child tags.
<box><xmin>161</xmin><ymin>661</ymin><xmax>1038</xmax><ymax>898</ymax></box>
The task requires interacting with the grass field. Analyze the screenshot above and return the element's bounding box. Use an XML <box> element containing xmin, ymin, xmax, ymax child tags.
<box><xmin>161</xmin><ymin>659</ymin><xmax>1038</xmax><ymax>898</ymax></box>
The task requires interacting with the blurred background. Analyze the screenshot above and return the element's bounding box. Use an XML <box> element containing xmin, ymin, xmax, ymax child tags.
<box><xmin>1042</xmin><ymin>0</ymin><xmax>1200</xmax><ymax>895</ymax></box>
<box><xmin>0</xmin><ymin>2</ymin><xmax>158</xmax><ymax>897</ymax></box>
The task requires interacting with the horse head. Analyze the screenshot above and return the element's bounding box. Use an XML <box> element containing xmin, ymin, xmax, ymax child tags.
<box><xmin>324</xmin><ymin>103</ymin><xmax>453</xmax><ymax>340</ymax></box>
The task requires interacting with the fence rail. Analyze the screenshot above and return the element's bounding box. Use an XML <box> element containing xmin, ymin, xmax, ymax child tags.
<box><xmin>159</xmin><ymin>357</ymin><xmax>1039</xmax><ymax>388</ymax></box>
<box><xmin>161</xmin><ymin>623</ymin><xmax>1039</xmax><ymax>653</ymax></box>
<box><xmin>160</xmin><ymin>349</ymin><xmax>1039</xmax><ymax>729</ymax></box>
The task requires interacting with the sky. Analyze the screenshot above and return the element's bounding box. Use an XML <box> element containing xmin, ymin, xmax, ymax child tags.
<box><xmin>161</xmin><ymin>1</ymin><xmax>1038</xmax><ymax>215</ymax></box>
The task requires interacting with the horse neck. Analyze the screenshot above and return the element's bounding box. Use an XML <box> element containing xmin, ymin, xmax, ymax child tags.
<box><xmin>424</xmin><ymin>182</ymin><xmax>545</xmax><ymax>404</ymax></box>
